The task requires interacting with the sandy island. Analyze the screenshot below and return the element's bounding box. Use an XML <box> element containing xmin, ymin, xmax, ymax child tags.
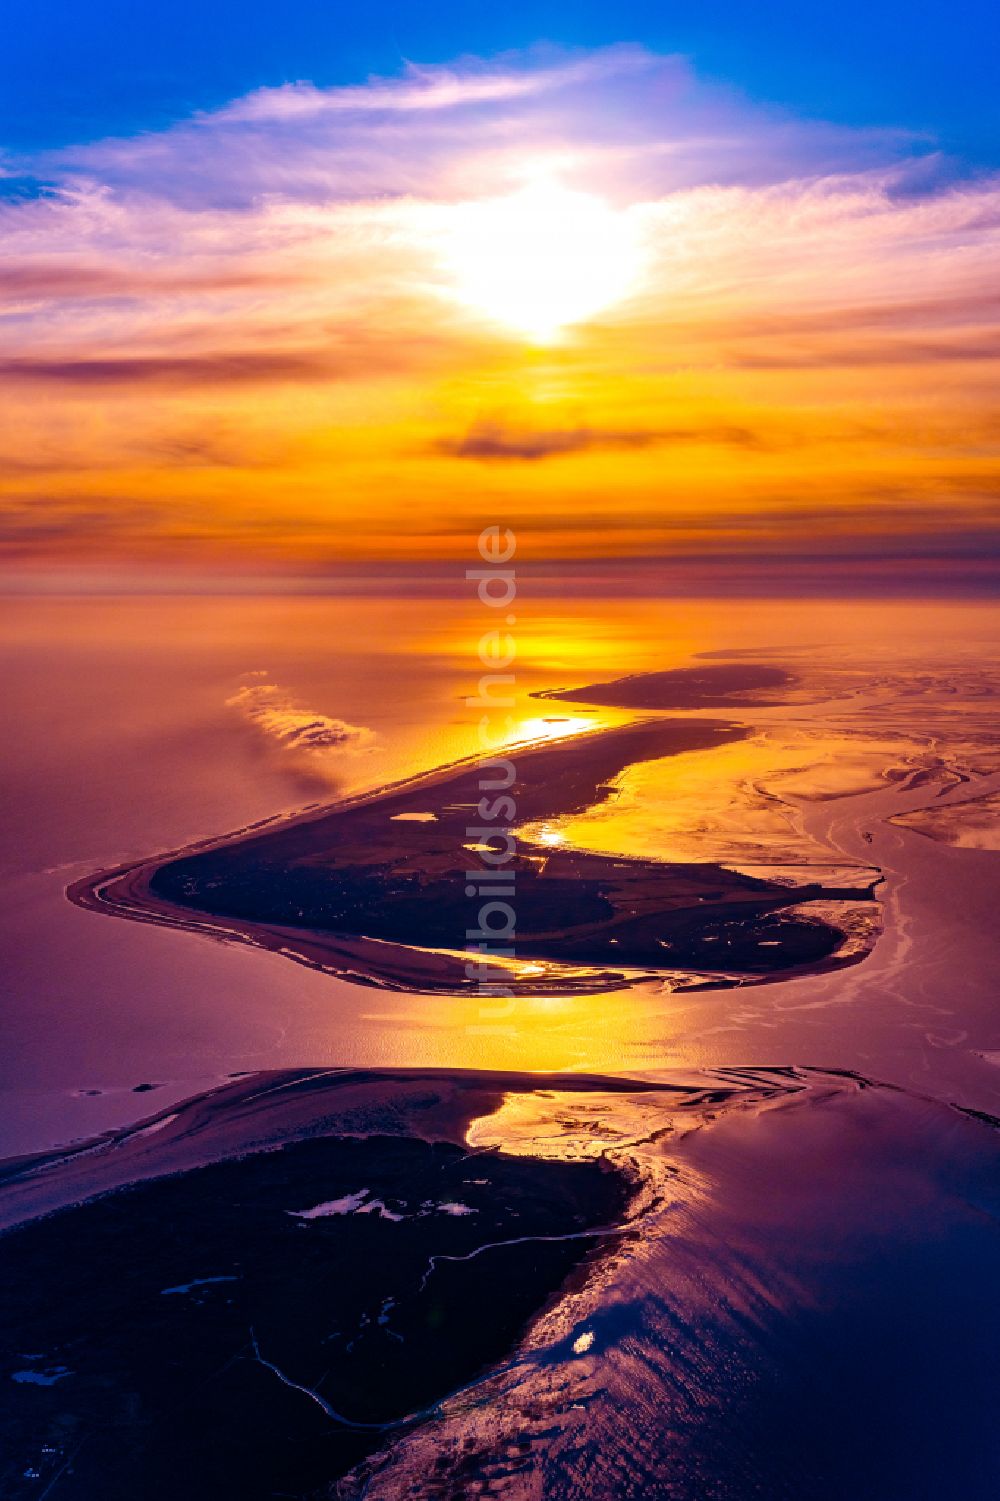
<box><xmin>68</xmin><ymin>665</ymin><xmax>878</xmax><ymax>996</ymax></box>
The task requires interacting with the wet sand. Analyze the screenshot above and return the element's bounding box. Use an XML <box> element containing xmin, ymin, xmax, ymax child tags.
<box><xmin>7</xmin><ymin>645</ymin><xmax>1000</xmax><ymax>1498</ymax></box>
<box><xmin>0</xmin><ymin>1067</ymin><xmax>679</xmax><ymax>1233</ymax></box>
<box><xmin>890</xmin><ymin>786</ymin><xmax>1000</xmax><ymax>850</ymax></box>
<box><xmin>5</xmin><ymin>594</ymin><xmax>997</xmax><ymax>1153</ymax></box>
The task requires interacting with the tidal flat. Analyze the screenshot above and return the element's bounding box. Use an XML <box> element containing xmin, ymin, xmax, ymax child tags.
<box><xmin>3</xmin><ymin>596</ymin><xmax>1000</xmax><ymax>1498</ymax></box>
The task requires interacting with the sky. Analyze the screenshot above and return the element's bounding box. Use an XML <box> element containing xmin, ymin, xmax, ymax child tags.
<box><xmin>1</xmin><ymin>3</ymin><xmax>998</xmax><ymax>582</ymax></box>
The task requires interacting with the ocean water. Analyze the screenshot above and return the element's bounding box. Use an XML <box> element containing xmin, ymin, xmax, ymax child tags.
<box><xmin>1</xmin><ymin>590</ymin><xmax>999</xmax><ymax>1154</ymax></box>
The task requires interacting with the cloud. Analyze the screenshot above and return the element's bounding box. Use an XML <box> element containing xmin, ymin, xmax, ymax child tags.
<box><xmin>0</xmin><ymin>47</ymin><xmax>999</xmax><ymax>570</ymax></box>
<box><xmin>434</xmin><ymin>419</ymin><xmax>763</xmax><ymax>460</ymax></box>
<box><xmin>0</xmin><ymin>353</ymin><xmax>333</xmax><ymax>386</ymax></box>
<box><xmin>0</xmin><ymin>496</ymin><xmax>172</xmax><ymax>555</ymax></box>
<box><xmin>31</xmin><ymin>46</ymin><xmax>909</xmax><ymax>210</ymax></box>
<box><xmin>0</xmin><ymin>261</ymin><xmax>290</xmax><ymax>300</ymax></box>
<box><xmin>0</xmin><ymin>349</ymin><xmax>381</xmax><ymax>387</ymax></box>
<box><xmin>34</xmin><ymin>47</ymin><xmax>670</xmax><ymax>210</ymax></box>
<box><xmin>210</xmin><ymin>49</ymin><xmax>653</xmax><ymax>125</ymax></box>
<box><xmin>726</xmin><ymin>330</ymin><xmax>1000</xmax><ymax>369</ymax></box>
<box><xmin>227</xmin><ymin>682</ymin><xmax>374</xmax><ymax>754</ymax></box>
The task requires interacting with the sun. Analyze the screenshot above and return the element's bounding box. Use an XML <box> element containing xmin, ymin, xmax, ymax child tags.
<box><xmin>444</xmin><ymin>181</ymin><xmax>642</xmax><ymax>342</ymax></box>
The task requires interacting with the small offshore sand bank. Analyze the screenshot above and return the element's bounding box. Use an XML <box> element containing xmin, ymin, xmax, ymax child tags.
<box><xmin>890</xmin><ymin>786</ymin><xmax>1000</xmax><ymax>851</ymax></box>
<box><xmin>68</xmin><ymin>714</ymin><xmax>877</xmax><ymax>995</ymax></box>
<box><xmin>534</xmin><ymin>661</ymin><xmax>794</xmax><ymax>709</ymax></box>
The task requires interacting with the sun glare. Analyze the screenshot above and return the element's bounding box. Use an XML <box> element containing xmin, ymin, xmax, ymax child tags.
<box><xmin>445</xmin><ymin>182</ymin><xmax>642</xmax><ymax>342</ymax></box>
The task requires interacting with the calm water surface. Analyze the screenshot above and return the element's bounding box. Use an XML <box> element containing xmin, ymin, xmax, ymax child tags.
<box><xmin>2</xmin><ymin>592</ymin><xmax>998</xmax><ymax>1154</ymax></box>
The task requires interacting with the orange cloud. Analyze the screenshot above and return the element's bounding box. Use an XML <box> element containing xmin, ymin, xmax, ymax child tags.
<box><xmin>0</xmin><ymin>50</ymin><xmax>998</xmax><ymax>578</ymax></box>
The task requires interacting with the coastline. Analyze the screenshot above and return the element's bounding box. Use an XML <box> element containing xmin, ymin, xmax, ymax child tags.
<box><xmin>4</xmin><ymin>1063</ymin><xmax>999</xmax><ymax>1499</ymax></box>
<box><xmin>68</xmin><ymin>705</ymin><xmax>879</xmax><ymax>997</ymax></box>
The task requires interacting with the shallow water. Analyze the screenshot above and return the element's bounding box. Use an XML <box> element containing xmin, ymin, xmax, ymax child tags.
<box><xmin>5</xmin><ymin>1064</ymin><xmax>997</xmax><ymax>1499</ymax></box>
<box><xmin>1</xmin><ymin>591</ymin><xmax>999</xmax><ymax>1152</ymax></box>
<box><xmin>362</xmin><ymin>1069</ymin><xmax>1000</xmax><ymax>1500</ymax></box>
<box><xmin>3</xmin><ymin>590</ymin><xmax>1000</xmax><ymax>1498</ymax></box>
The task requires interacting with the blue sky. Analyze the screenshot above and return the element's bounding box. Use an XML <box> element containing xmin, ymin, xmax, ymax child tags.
<box><xmin>3</xmin><ymin>0</ymin><xmax>997</xmax><ymax>161</ymax></box>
